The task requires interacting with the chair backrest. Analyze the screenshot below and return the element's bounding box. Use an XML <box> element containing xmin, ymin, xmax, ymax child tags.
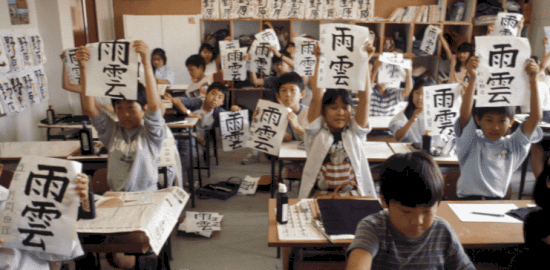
<box><xmin>92</xmin><ymin>168</ymin><xmax>110</xmax><ymax>195</ymax></box>
<box><xmin>443</xmin><ymin>171</ymin><xmax>461</xmax><ymax>200</ymax></box>
<box><xmin>0</xmin><ymin>169</ymin><xmax>14</xmax><ymax>189</ymax></box>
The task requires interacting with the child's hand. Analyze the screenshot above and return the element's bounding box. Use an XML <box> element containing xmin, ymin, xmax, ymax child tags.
<box><xmin>268</xmin><ymin>45</ymin><xmax>281</xmax><ymax>58</ymax></box>
<box><xmin>133</xmin><ymin>40</ymin><xmax>151</xmax><ymax>63</ymax></box>
<box><xmin>244</xmin><ymin>53</ymin><xmax>251</xmax><ymax>61</ymax></box>
<box><xmin>0</xmin><ymin>237</ymin><xmax>3</xmax><ymax>248</ymax></box>
<box><xmin>60</xmin><ymin>52</ymin><xmax>65</xmax><ymax>60</ymax></box>
<box><xmin>544</xmin><ymin>37</ymin><xmax>548</xmax><ymax>46</ymax></box>
<box><xmin>466</xmin><ymin>56</ymin><xmax>479</xmax><ymax>76</ymax></box>
<box><xmin>224</xmin><ymin>35</ymin><xmax>233</xmax><ymax>41</ymax></box>
<box><xmin>525</xmin><ymin>58</ymin><xmax>540</xmax><ymax>78</ymax></box>
<box><xmin>74</xmin><ymin>173</ymin><xmax>90</xmax><ymax>211</ymax></box>
<box><xmin>487</xmin><ymin>23</ymin><xmax>495</xmax><ymax>35</ymax></box>
<box><xmin>374</xmin><ymin>59</ymin><xmax>382</xmax><ymax>70</ymax></box>
<box><xmin>230</xmin><ymin>105</ymin><xmax>241</xmax><ymax>112</ymax></box>
<box><xmin>411</xmin><ymin>106</ymin><xmax>423</xmax><ymax>121</ymax></box>
<box><xmin>196</xmin><ymin>134</ymin><xmax>206</xmax><ymax>146</ymax></box>
<box><xmin>163</xmin><ymin>92</ymin><xmax>173</xmax><ymax>100</ymax></box>
<box><xmin>288</xmin><ymin>112</ymin><xmax>299</xmax><ymax>128</ymax></box>
<box><xmin>365</xmin><ymin>42</ymin><xmax>375</xmax><ymax>59</ymax></box>
<box><xmin>188</xmin><ymin>112</ymin><xmax>202</xmax><ymax>119</ymax></box>
<box><xmin>252</xmin><ymin>109</ymin><xmax>258</xmax><ymax>119</ymax></box>
<box><xmin>313</xmin><ymin>44</ymin><xmax>321</xmax><ymax>59</ymax></box>
<box><xmin>75</xmin><ymin>46</ymin><xmax>90</xmax><ymax>68</ymax></box>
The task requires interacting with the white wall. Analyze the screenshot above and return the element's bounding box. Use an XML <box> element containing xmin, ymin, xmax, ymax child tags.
<box><xmin>96</xmin><ymin>0</ymin><xmax>115</xmax><ymax>41</ymax></box>
<box><xmin>529</xmin><ymin>0</ymin><xmax>550</xmax><ymax>58</ymax></box>
<box><xmin>0</xmin><ymin>0</ymin><xmax>77</xmax><ymax>142</ymax></box>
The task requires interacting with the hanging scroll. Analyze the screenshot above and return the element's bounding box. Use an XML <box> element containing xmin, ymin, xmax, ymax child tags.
<box><xmin>356</xmin><ymin>0</ymin><xmax>374</xmax><ymax>21</ymax></box>
<box><xmin>26</xmin><ymin>29</ymin><xmax>46</xmax><ymax>66</ymax></box>
<box><xmin>0</xmin><ymin>29</ymin><xmax>21</xmax><ymax>73</ymax></box>
<box><xmin>202</xmin><ymin>0</ymin><xmax>220</xmax><ymax>19</ymax></box>
<box><xmin>305</xmin><ymin>0</ymin><xmax>323</xmax><ymax>19</ymax></box>
<box><xmin>0</xmin><ymin>74</ymin><xmax>20</xmax><ymax>115</ymax></box>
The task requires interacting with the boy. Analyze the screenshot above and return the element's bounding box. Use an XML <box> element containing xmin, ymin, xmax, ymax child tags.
<box><xmin>456</xmin><ymin>57</ymin><xmax>543</xmax><ymax>199</ymax></box>
<box><xmin>77</xmin><ymin>40</ymin><xmax>164</xmax><ymax>193</ymax></box>
<box><xmin>347</xmin><ymin>152</ymin><xmax>475</xmax><ymax>270</ymax></box>
<box><xmin>369</xmin><ymin>59</ymin><xmax>413</xmax><ymax>117</ymax></box>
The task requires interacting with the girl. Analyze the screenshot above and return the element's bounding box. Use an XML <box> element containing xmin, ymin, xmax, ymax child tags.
<box><xmin>438</xmin><ymin>31</ymin><xmax>474</xmax><ymax>91</ymax></box>
<box><xmin>151</xmin><ymin>48</ymin><xmax>175</xmax><ymax>85</ymax></box>
<box><xmin>389</xmin><ymin>77</ymin><xmax>436</xmax><ymax>143</ymax></box>
<box><xmin>198</xmin><ymin>43</ymin><xmax>218</xmax><ymax>76</ymax></box>
<box><xmin>297</xmin><ymin>42</ymin><xmax>377</xmax><ymax>199</ymax></box>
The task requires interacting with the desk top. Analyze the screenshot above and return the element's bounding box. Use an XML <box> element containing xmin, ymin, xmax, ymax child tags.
<box><xmin>165</xmin><ymin>117</ymin><xmax>199</xmax><ymax>129</ymax></box>
<box><xmin>0</xmin><ymin>141</ymin><xmax>80</xmax><ymax>161</ymax></box>
<box><xmin>388</xmin><ymin>142</ymin><xmax>459</xmax><ymax>165</ymax></box>
<box><xmin>229</xmin><ymin>87</ymin><xmax>270</xmax><ymax>92</ymax></box>
<box><xmin>277</xmin><ymin>141</ymin><xmax>396</xmax><ymax>162</ymax></box>
<box><xmin>369</xmin><ymin>116</ymin><xmax>392</xmax><ymax>131</ymax></box>
<box><xmin>268</xmin><ymin>199</ymin><xmax>531</xmax><ymax>248</ymax></box>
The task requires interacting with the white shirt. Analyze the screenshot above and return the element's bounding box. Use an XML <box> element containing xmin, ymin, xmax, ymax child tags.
<box><xmin>154</xmin><ymin>65</ymin><xmax>175</xmax><ymax>85</ymax></box>
<box><xmin>389</xmin><ymin>109</ymin><xmax>426</xmax><ymax>143</ymax></box>
<box><xmin>204</xmin><ymin>61</ymin><xmax>217</xmax><ymax>76</ymax></box>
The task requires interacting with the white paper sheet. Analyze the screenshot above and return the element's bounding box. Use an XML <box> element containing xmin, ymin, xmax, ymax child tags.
<box><xmin>184</xmin><ymin>211</ymin><xmax>223</xmax><ymax>233</ymax></box>
<box><xmin>32</xmin><ymin>65</ymin><xmax>48</xmax><ymax>101</ymax></box>
<box><xmin>222</xmin><ymin>47</ymin><xmax>247</xmax><ymax>81</ymax></box>
<box><xmin>0</xmin><ymin>29</ymin><xmax>22</xmax><ymax>73</ymax></box>
<box><xmin>294</xmin><ymin>37</ymin><xmax>317</xmax><ymax>77</ymax></box>
<box><xmin>491</xmin><ymin>12</ymin><xmax>523</xmax><ymax>37</ymax></box>
<box><xmin>281</xmin><ymin>0</ymin><xmax>305</xmax><ymax>19</ymax></box>
<box><xmin>231</xmin><ymin>0</ymin><xmax>254</xmax><ymax>18</ymax></box>
<box><xmin>420</xmin><ymin>25</ymin><xmax>441</xmax><ymax>55</ymax></box>
<box><xmin>545</xmin><ymin>26</ymin><xmax>550</xmax><ymax>54</ymax></box>
<box><xmin>26</xmin><ymin>29</ymin><xmax>46</xmax><ymax>66</ymax></box>
<box><xmin>305</xmin><ymin>0</ymin><xmax>323</xmax><ymax>19</ymax></box>
<box><xmin>323</xmin><ymin>0</ymin><xmax>336</xmax><ymax>19</ymax></box>
<box><xmin>249</xmin><ymin>39</ymin><xmax>273</xmax><ymax>76</ymax></box>
<box><xmin>219</xmin><ymin>0</ymin><xmax>233</xmax><ymax>18</ymax></box>
<box><xmin>423</xmin><ymin>83</ymin><xmax>462</xmax><ymax>136</ymax></box>
<box><xmin>64</xmin><ymin>48</ymin><xmax>80</xmax><ymax>85</ymax></box>
<box><xmin>13</xmin><ymin>30</ymin><xmax>32</xmax><ymax>68</ymax></box>
<box><xmin>246</xmin><ymin>99</ymin><xmax>289</xmax><ymax>156</ymax></box>
<box><xmin>220</xmin><ymin>110</ymin><xmax>249</xmax><ymax>152</ymax></box>
<box><xmin>318</xmin><ymin>23</ymin><xmax>370</xmax><ymax>91</ymax></box>
<box><xmin>85</xmin><ymin>40</ymin><xmax>139</xmax><ymax>100</ymax></box>
<box><xmin>19</xmin><ymin>68</ymin><xmax>42</xmax><ymax>105</ymax></box>
<box><xmin>448</xmin><ymin>203</ymin><xmax>522</xmax><ymax>223</ymax></box>
<box><xmin>356</xmin><ymin>0</ymin><xmax>374</xmax><ymax>21</ymax></box>
<box><xmin>336</xmin><ymin>0</ymin><xmax>357</xmax><ymax>19</ymax></box>
<box><xmin>219</xmin><ymin>40</ymin><xmax>240</xmax><ymax>70</ymax></box>
<box><xmin>0</xmin><ymin>74</ymin><xmax>21</xmax><ymax>115</ymax></box>
<box><xmin>10</xmin><ymin>72</ymin><xmax>30</xmax><ymax>111</ymax></box>
<box><xmin>0</xmin><ymin>157</ymin><xmax>82</xmax><ymax>256</ymax></box>
<box><xmin>474</xmin><ymin>36</ymin><xmax>531</xmax><ymax>107</ymax></box>
<box><xmin>0</xmin><ymin>35</ymin><xmax>10</xmax><ymax>74</ymax></box>
<box><xmin>237</xmin><ymin>175</ymin><xmax>261</xmax><ymax>195</ymax></box>
<box><xmin>201</xmin><ymin>0</ymin><xmax>220</xmax><ymax>19</ymax></box>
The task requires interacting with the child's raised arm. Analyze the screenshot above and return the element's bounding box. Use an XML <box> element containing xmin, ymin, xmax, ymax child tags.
<box><xmin>354</xmin><ymin>42</ymin><xmax>375</xmax><ymax>128</ymax></box>
<box><xmin>134</xmin><ymin>40</ymin><xmax>161</xmax><ymax>112</ymax></box>
<box><xmin>459</xmin><ymin>56</ymin><xmax>479</xmax><ymax>128</ymax></box>
<box><xmin>438</xmin><ymin>29</ymin><xmax>453</xmax><ymax>62</ymax></box>
<box><xmin>307</xmin><ymin>43</ymin><xmax>322</xmax><ymax>123</ymax></box>
<box><xmin>76</xmin><ymin>46</ymin><xmax>100</xmax><ymax>118</ymax></box>
<box><xmin>523</xmin><ymin>59</ymin><xmax>543</xmax><ymax>137</ymax></box>
<box><xmin>403</xmin><ymin>68</ymin><xmax>413</xmax><ymax>98</ymax></box>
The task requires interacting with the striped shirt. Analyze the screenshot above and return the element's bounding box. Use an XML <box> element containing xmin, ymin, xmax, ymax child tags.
<box><xmin>316</xmin><ymin>132</ymin><xmax>356</xmax><ymax>190</ymax></box>
<box><xmin>370</xmin><ymin>86</ymin><xmax>405</xmax><ymax>117</ymax></box>
<box><xmin>348</xmin><ymin>211</ymin><xmax>475</xmax><ymax>270</ymax></box>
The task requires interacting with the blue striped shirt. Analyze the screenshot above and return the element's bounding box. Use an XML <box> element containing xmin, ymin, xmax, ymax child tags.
<box><xmin>348</xmin><ymin>210</ymin><xmax>475</xmax><ymax>270</ymax></box>
<box><xmin>370</xmin><ymin>86</ymin><xmax>404</xmax><ymax>117</ymax></box>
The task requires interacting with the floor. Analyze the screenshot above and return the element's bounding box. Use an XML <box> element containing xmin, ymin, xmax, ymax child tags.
<box><xmin>72</xmin><ymin>139</ymin><xmax>537</xmax><ymax>270</ymax></box>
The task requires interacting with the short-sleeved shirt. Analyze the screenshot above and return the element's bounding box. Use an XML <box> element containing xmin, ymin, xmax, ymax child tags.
<box><xmin>187</xmin><ymin>74</ymin><xmax>214</xmax><ymax>100</ymax></box>
<box><xmin>194</xmin><ymin>105</ymin><xmax>227</xmax><ymax>137</ymax></box>
<box><xmin>347</xmin><ymin>210</ymin><xmax>475</xmax><ymax>270</ymax></box>
<box><xmin>449</xmin><ymin>55</ymin><xmax>469</xmax><ymax>85</ymax></box>
<box><xmin>389</xmin><ymin>110</ymin><xmax>426</xmax><ymax>143</ymax></box>
<box><xmin>370</xmin><ymin>86</ymin><xmax>405</xmax><ymax>117</ymax></box>
<box><xmin>285</xmin><ymin>104</ymin><xmax>309</xmax><ymax>142</ymax></box>
<box><xmin>455</xmin><ymin>117</ymin><xmax>543</xmax><ymax>198</ymax></box>
<box><xmin>154</xmin><ymin>65</ymin><xmax>175</xmax><ymax>85</ymax></box>
<box><xmin>316</xmin><ymin>132</ymin><xmax>356</xmax><ymax>190</ymax></box>
<box><xmin>204</xmin><ymin>61</ymin><xmax>217</xmax><ymax>76</ymax></box>
<box><xmin>92</xmin><ymin>109</ymin><xmax>165</xmax><ymax>192</ymax></box>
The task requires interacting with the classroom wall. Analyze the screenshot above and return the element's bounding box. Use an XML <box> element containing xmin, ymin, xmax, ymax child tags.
<box><xmin>0</xmin><ymin>0</ymin><xmax>77</xmax><ymax>142</ymax></box>
<box><xmin>529</xmin><ymin>0</ymin><xmax>550</xmax><ymax>58</ymax></box>
<box><xmin>96</xmin><ymin>0</ymin><xmax>116</xmax><ymax>41</ymax></box>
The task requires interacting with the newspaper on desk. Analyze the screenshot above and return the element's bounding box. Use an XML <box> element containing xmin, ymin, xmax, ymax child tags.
<box><xmin>76</xmin><ymin>187</ymin><xmax>189</xmax><ymax>255</ymax></box>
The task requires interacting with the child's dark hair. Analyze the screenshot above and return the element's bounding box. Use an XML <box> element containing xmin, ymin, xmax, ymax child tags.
<box><xmin>198</xmin><ymin>43</ymin><xmax>217</xmax><ymax>63</ymax></box>
<box><xmin>474</xmin><ymin>106</ymin><xmax>515</xmax><ymax>120</ymax></box>
<box><xmin>276</xmin><ymin>72</ymin><xmax>305</xmax><ymax>92</ymax></box>
<box><xmin>273</xmin><ymin>51</ymin><xmax>291</xmax><ymax>64</ymax></box>
<box><xmin>380</xmin><ymin>152</ymin><xmax>444</xmax><ymax>207</ymax></box>
<box><xmin>185</xmin><ymin>54</ymin><xmax>206</xmax><ymax>70</ymax></box>
<box><xmin>455</xmin><ymin>42</ymin><xmax>474</xmax><ymax>73</ymax></box>
<box><xmin>111</xmin><ymin>82</ymin><xmax>147</xmax><ymax>109</ymax></box>
<box><xmin>404</xmin><ymin>77</ymin><xmax>436</xmax><ymax>119</ymax></box>
<box><xmin>321</xmin><ymin>89</ymin><xmax>353</xmax><ymax>116</ymax></box>
<box><xmin>207</xmin><ymin>82</ymin><xmax>229</xmax><ymax>97</ymax></box>
<box><xmin>151</xmin><ymin>48</ymin><xmax>167</xmax><ymax>72</ymax></box>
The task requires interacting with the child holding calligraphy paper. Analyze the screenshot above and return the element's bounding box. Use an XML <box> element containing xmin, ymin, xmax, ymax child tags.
<box><xmin>389</xmin><ymin>77</ymin><xmax>436</xmax><ymax>143</ymax></box>
<box><xmin>438</xmin><ymin>30</ymin><xmax>474</xmax><ymax>91</ymax></box>
<box><xmin>0</xmin><ymin>173</ymin><xmax>91</xmax><ymax>270</ymax></box>
<box><xmin>369</xmin><ymin>58</ymin><xmax>413</xmax><ymax>117</ymax></box>
<box><xmin>455</xmin><ymin>56</ymin><xmax>543</xmax><ymax>200</ymax></box>
<box><xmin>297</xmin><ymin>42</ymin><xmax>377</xmax><ymax>198</ymax></box>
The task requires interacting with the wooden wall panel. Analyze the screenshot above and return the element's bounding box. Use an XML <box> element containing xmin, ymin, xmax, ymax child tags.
<box><xmin>112</xmin><ymin>0</ymin><xmax>200</xmax><ymax>39</ymax></box>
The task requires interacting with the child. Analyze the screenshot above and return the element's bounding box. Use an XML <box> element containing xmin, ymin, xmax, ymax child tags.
<box><xmin>199</xmin><ymin>43</ymin><xmax>218</xmax><ymax>76</ymax></box>
<box><xmin>455</xmin><ymin>56</ymin><xmax>543</xmax><ymax>199</ymax></box>
<box><xmin>346</xmin><ymin>152</ymin><xmax>475</xmax><ymax>269</ymax></box>
<box><xmin>76</xmin><ymin>40</ymin><xmax>164</xmax><ymax>193</ymax></box>
<box><xmin>297</xmin><ymin>43</ymin><xmax>376</xmax><ymax>198</ymax></box>
<box><xmin>0</xmin><ymin>174</ymin><xmax>90</xmax><ymax>270</ymax></box>
<box><xmin>389</xmin><ymin>77</ymin><xmax>436</xmax><ymax>143</ymax></box>
<box><xmin>369</xmin><ymin>59</ymin><xmax>413</xmax><ymax>117</ymax></box>
<box><xmin>151</xmin><ymin>48</ymin><xmax>175</xmax><ymax>85</ymax></box>
<box><xmin>438</xmin><ymin>31</ymin><xmax>474</xmax><ymax>90</ymax></box>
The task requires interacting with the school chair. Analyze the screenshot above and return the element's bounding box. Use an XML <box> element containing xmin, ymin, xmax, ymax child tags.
<box><xmin>443</xmin><ymin>171</ymin><xmax>513</xmax><ymax>200</ymax></box>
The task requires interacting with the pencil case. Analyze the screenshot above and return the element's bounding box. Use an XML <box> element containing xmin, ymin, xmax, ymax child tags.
<box><xmin>196</xmin><ymin>177</ymin><xmax>241</xmax><ymax>201</ymax></box>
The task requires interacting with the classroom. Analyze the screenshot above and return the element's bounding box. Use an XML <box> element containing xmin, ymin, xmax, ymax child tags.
<box><xmin>1</xmin><ymin>0</ymin><xmax>550</xmax><ymax>269</ymax></box>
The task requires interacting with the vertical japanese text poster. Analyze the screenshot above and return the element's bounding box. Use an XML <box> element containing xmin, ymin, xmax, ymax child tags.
<box><xmin>423</xmin><ymin>83</ymin><xmax>462</xmax><ymax>136</ymax></box>
<box><xmin>220</xmin><ymin>110</ymin><xmax>249</xmax><ymax>152</ymax></box>
<box><xmin>318</xmin><ymin>24</ymin><xmax>370</xmax><ymax>91</ymax></box>
<box><xmin>356</xmin><ymin>0</ymin><xmax>374</xmax><ymax>21</ymax></box>
<box><xmin>267</xmin><ymin>0</ymin><xmax>288</xmax><ymax>19</ymax></box>
<box><xmin>0</xmin><ymin>29</ymin><xmax>22</xmax><ymax>73</ymax></box>
<box><xmin>420</xmin><ymin>25</ymin><xmax>441</xmax><ymax>55</ymax></box>
<box><xmin>86</xmin><ymin>40</ymin><xmax>139</xmax><ymax>100</ymax></box>
<box><xmin>10</xmin><ymin>73</ymin><xmax>29</xmax><ymax>111</ymax></box>
<box><xmin>64</xmin><ymin>48</ymin><xmax>80</xmax><ymax>85</ymax></box>
<box><xmin>377</xmin><ymin>52</ymin><xmax>411</xmax><ymax>86</ymax></box>
<box><xmin>26</xmin><ymin>28</ymin><xmax>46</xmax><ymax>66</ymax></box>
<box><xmin>246</xmin><ymin>100</ymin><xmax>289</xmax><ymax>156</ymax></box>
<box><xmin>33</xmin><ymin>65</ymin><xmax>48</xmax><ymax>101</ymax></box>
<box><xmin>219</xmin><ymin>0</ymin><xmax>233</xmax><ymax>19</ymax></box>
<box><xmin>545</xmin><ymin>26</ymin><xmax>550</xmax><ymax>54</ymax></box>
<box><xmin>184</xmin><ymin>211</ymin><xmax>223</xmax><ymax>236</ymax></box>
<box><xmin>222</xmin><ymin>47</ymin><xmax>248</xmax><ymax>81</ymax></box>
<box><xmin>219</xmin><ymin>40</ymin><xmax>240</xmax><ymax>70</ymax></box>
<box><xmin>14</xmin><ymin>30</ymin><xmax>32</xmax><ymax>68</ymax></box>
<box><xmin>492</xmin><ymin>12</ymin><xmax>523</xmax><ymax>37</ymax></box>
<box><xmin>323</xmin><ymin>0</ymin><xmax>336</xmax><ymax>19</ymax></box>
<box><xmin>281</xmin><ymin>0</ymin><xmax>305</xmax><ymax>19</ymax></box>
<box><xmin>0</xmin><ymin>74</ymin><xmax>20</xmax><ymax>115</ymax></box>
<box><xmin>231</xmin><ymin>0</ymin><xmax>254</xmax><ymax>18</ymax></box>
<box><xmin>0</xmin><ymin>156</ymin><xmax>81</xmax><ymax>256</ymax></box>
<box><xmin>201</xmin><ymin>0</ymin><xmax>220</xmax><ymax>19</ymax></box>
<box><xmin>337</xmin><ymin>0</ymin><xmax>357</xmax><ymax>20</ymax></box>
<box><xmin>250</xmin><ymin>29</ymin><xmax>280</xmax><ymax>76</ymax></box>
<box><xmin>251</xmin><ymin>0</ymin><xmax>269</xmax><ymax>18</ymax></box>
<box><xmin>305</xmin><ymin>0</ymin><xmax>323</xmax><ymax>19</ymax></box>
<box><xmin>475</xmin><ymin>36</ymin><xmax>531</xmax><ymax>107</ymax></box>
<box><xmin>294</xmin><ymin>37</ymin><xmax>317</xmax><ymax>77</ymax></box>
<box><xmin>0</xmin><ymin>35</ymin><xmax>10</xmax><ymax>74</ymax></box>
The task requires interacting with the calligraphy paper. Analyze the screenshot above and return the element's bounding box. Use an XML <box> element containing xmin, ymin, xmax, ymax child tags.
<box><xmin>281</xmin><ymin>0</ymin><xmax>305</xmax><ymax>19</ymax></box>
<box><xmin>294</xmin><ymin>37</ymin><xmax>317</xmax><ymax>77</ymax></box>
<box><xmin>318</xmin><ymin>23</ymin><xmax>370</xmax><ymax>91</ymax></box>
<box><xmin>423</xmin><ymin>83</ymin><xmax>462</xmax><ymax>136</ymax></box>
<box><xmin>0</xmin><ymin>74</ymin><xmax>20</xmax><ymax>115</ymax></box>
<box><xmin>0</xmin><ymin>29</ymin><xmax>22</xmax><ymax>73</ymax></box>
<box><xmin>0</xmin><ymin>36</ymin><xmax>10</xmax><ymax>74</ymax></box>
<box><xmin>492</xmin><ymin>12</ymin><xmax>523</xmax><ymax>37</ymax></box>
<box><xmin>377</xmin><ymin>53</ymin><xmax>411</xmax><ymax>85</ymax></box>
<box><xmin>220</xmin><ymin>110</ymin><xmax>249</xmax><ymax>151</ymax></box>
<box><xmin>0</xmin><ymin>157</ymin><xmax>81</xmax><ymax>256</ymax></box>
<box><xmin>251</xmin><ymin>0</ymin><xmax>269</xmax><ymax>18</ymax></box>
<box><xmin>202</xmin><ymin>0</ymin><xmax>220</xmax><ymax>19</ymax></box>
<box><xmin>63</xmin><ymin>48</ymin><xmax>80</xmax><ymax>85</ymax></box>
<box><xmin>249</xmin><ymin>39</ymin><xmax>273</xmax><ymax>76</ymax></box>
<box><xmin>255</xmin><ymin>28</ymin><xmax>281</xmax><ymax>51</ymax></box>
<box><xmin>323</xmin><ymin>0</ymin><xmax>337</xmax><ymax>19</ymax></box>
<box><xmin>10</xmin><ymin>73</ymin><xmax>29</xmax><ymax>111</ymax></box>
<box><xmin>222</xmin><ymin>47</ymin><xmax>247</xmax><ymax>81</ymax></box>
<box><xmin>237</xmin><ymin>175</ymin><xmax>261</xmax><ymax>195</ymax></box>
<box><xmin>13</xmin><ymin>30</ymin><xmax>32</xmax><ymax>68</ymax></box>
<box><xmin>26</xmin><ymin>29</ymin><xmax>46</xmax><ymax>66</ymax></box>
<box><xmin>231</xmin><ymin>0</ymin><xmax>254</xmax><ymax>18</ymax></box>
<box><xmin>184</xmin><ymin>211</ymin><xmax>223</xmax><ymax>233</ymax></box>
<box><xmin>246</xmin><ymin>99</ymin><xmax>289</xmax><ymax>155</ymax></box>
<box><xmin>356</xmin><ymin>0</ymin><xmax>374</xmax><ymax>21</ymax></box>
<box><xmin>475</xmin><ymin>36</ymin><xmax>531</xmax><ymax>107</ymax></box>
<box><xmin>219</xmin><ymin>40</ymin><xmax>240</xmax><ymax>69</ymax></box>
<box><xmin>420</xmin><ymin>25</ymin><xmax>441</xmax><ymax>55</ymax></box>
<box><xmin>267</xmin><ymin>0</ymin><xmax>288</xmax><ymax>19</ymax></box>
<box><xmin>336</xmin><ymin>0</ymin><xmax>357</xmax><ymax>20</ymax></box>
<box><xmin>545</xmin><ymin>26</ymin><xmax>550</xmax><ymax>54</ymax></box>
<box><xmin>32</xmin><ymin>65</ymin><xmax>48</xmax><ymax>101</ymax></box>
<box><xmin>219</xmin><ymin>0</ymin><xmax>233</xmax><ymax>18</ymax></box>
<box><xmin>19</xmin><ymin>69</ymin><xmax>41</xmax><ymax>105</ymax></box>
<box><xmin>85</xmin><ymin>40</ymin><xmax>139</xmax><ymax>100</ymax></box>
<box><xmin>305</xmin><ymin>0</ymin><xmax>323</xmax><ymax>19</ymax></box>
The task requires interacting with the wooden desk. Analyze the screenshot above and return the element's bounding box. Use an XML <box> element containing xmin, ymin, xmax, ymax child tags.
<box><xmin>369</xmin><ymin>116</ymin><xmax>393</xmax><ymax>131</ymax></box>
<box><xmin>388</xmin><ymin>142</ymin><xmax>459</xmax><ymax>165</ymax></box>
<box><xmin>0</xmin><ymin>141</ymin><xmax>80</xmax><ymax>162</ymax></box>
